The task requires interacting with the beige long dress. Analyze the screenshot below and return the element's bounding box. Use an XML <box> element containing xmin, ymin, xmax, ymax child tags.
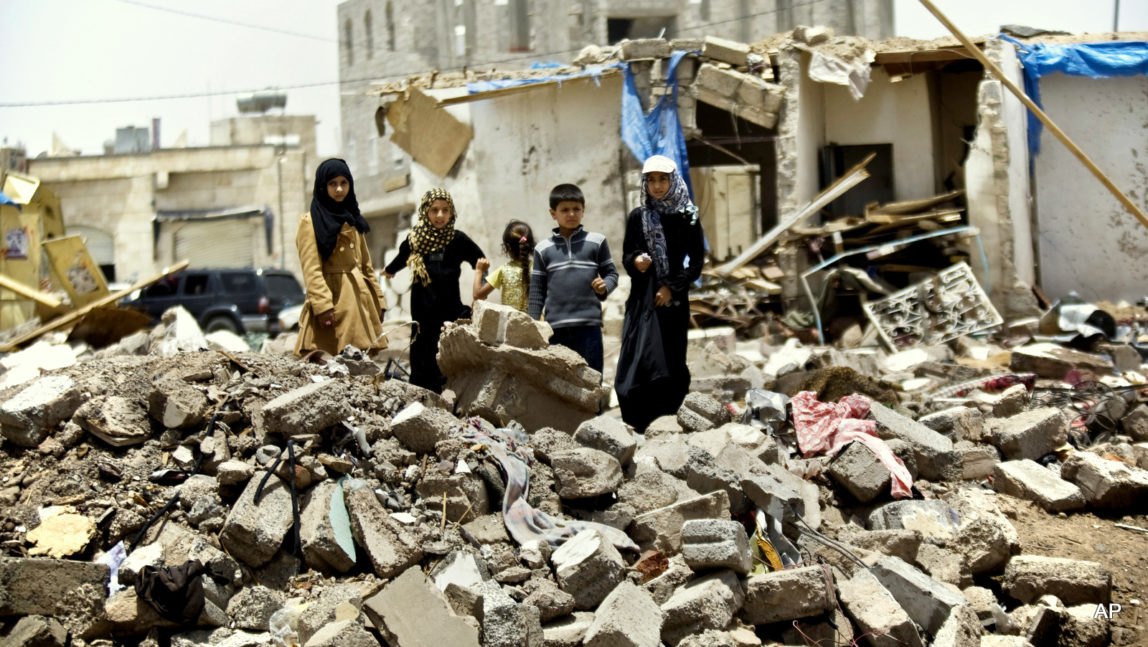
<box><xmin>294</xmin><ymin>213</ymin><xmax>387</xmax><ymax>355</ymax></box>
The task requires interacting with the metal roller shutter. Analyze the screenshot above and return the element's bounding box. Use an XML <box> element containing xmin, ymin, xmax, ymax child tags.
<box><xmin>174</xmin><ymin>219</ymin><xmax>255</xmax><ymax>268</ymax></box>
<box><xmin>67</xmin><ymin>225</ymin><xmax>115</xmax><ymax>266</ymax></box>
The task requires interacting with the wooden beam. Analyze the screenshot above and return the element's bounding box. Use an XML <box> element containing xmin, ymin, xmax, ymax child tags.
<box><xmin>0</xmin><ymin>260</ymin><xmax>189</xmax><ymax>352</ymax></box>
<box><xmin>714</xmin><ymin>153</ymin><xmax>875</xmax><ymax>276</ymax></box>
<box><xmin>0</xmin><ymin>274</ymin><xmax>63</xmax><ymax>309</ymax></box>
<box><xmin>918</xmin><ymin>0</ymin><xmax>1148</xmax><ymax>233</ymax></box>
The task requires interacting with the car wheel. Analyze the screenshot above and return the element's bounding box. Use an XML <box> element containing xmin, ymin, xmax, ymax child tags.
<box><xmin>204</xmin><ymin>316</ymin><xmax>240</xmax><ymax>333</ymax></box>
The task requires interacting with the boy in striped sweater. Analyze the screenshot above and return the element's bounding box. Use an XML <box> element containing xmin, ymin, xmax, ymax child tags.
<box><xmin>528</xmin><ymin>183</ymin><xmax>618</xmax><ymax>375</ymax></box>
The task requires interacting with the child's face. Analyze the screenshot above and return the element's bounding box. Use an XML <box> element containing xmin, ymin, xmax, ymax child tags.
<box><xmin>646</xmin><ymin>172</ymin><xmax>671</xmax><ymax>200</ymax></box>
<box><xmin>550</xmin><ymin>200</ymin><xmax>584</xmax><ymax>233</ymax></box>
<box><xmin>326</xmin><ymin>175</ymin><xmax>350</xmax><ymax>202</ymax></box>
<box><xmin>426</xmin><ymin>199</ymin><xmax>452</xmax><ymax>229</ymax></box>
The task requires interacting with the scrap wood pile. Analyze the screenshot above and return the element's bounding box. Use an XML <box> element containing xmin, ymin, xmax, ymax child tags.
<box><xmin>2</xmin><ymin>299</ymin><xmax>1148</xmax><ymax>646</ymax></box>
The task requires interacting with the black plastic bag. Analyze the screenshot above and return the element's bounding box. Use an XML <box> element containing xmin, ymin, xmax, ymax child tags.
<box><xmin>615</xmin><ymin>279</ymin><xmax>671</xmax><ymax>399</ymax></box>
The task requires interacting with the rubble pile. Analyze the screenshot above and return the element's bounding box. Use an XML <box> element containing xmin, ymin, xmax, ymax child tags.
<box><xmin>0</xmin><ymin>302</ymin><xmax>1147</xmax><ymax>647</ymax></box>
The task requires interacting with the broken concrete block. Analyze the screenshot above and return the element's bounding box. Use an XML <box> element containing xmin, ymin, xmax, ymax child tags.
<box><xmin>992</xmin><ymin>459</ymin><xmax>1085</xmax><ymax>512</ymax></box>
<box><xmin>979</xmin><ymin>638</ymin><xmax>1033</xmax><ymax>647</ymax></box>
<box><xmin>870</xmin><ymin>556</ymin><xmax>969</xmax><ymax>636</ymax></box>
<box><xmin>521</xmin><ymin>578</ymin><xmax>574</xmax><ymax>623</ymax></box>
<box><xmin>659</xmin><ymin>570</ymin><xmax>745</xmax><ymax>645</ymax></box>
<box><xmin>551</xmin><ymin>529</ymin><xmax>626</xmax><ymax>610</ymax></box>
<box><xmin>73</xmin><ymin>395</ymin><xmax>152</xmax><ymax>447</ymax></box>
<box><xmin>681</xmin><ymin>519</ymin><xmax>751</xmax><ymax>574</ymax></box>
<box><xmin>226</xmin><ymin>585</ymin><xmax>281</xmax><ymax>632</ymax></box>
<box><xmin>945</xmin><ymin>488</ymin><xmax>1019</xmax><ymax>575</ymax></box>
<box><xmin>542</xmin><ymin>611</ymin><xmax>595</xmax><ymax>647</ymax></box>
<box><xmin>300</xmin><ymin>479</ymin><xmax>356</xmax><ymax>573</ymax></box>
<box><xmin>677</xmin><ymin>392</ymin><xmax>731</xmax><ymax>432</ymax></box>
<box><xmin>216</xmin><ymin>459</ymin><xmax>254</xmax><ymax>486</ymax></box>
<box><xmin>694</xmin><ymin>64</ymin><xmax>780</xmax><ymax>129</ymax></box>
<box><xmin>416</xmin><ymin>472</ymin><xmax>490</xmax><ymax>522</ymax></box>
<box><xmin>147</xmin><ymin>375</ymin><xmax>208</xmax><ymax>429</ymax></box>
<box><xmin>0</xmin><ymin>375</ymin><xmax>83</xmax><ymax>447</ymax></box>
<box><xmin>0</xmin><ymin>557</ymin><xmax>109</xmax><ymax>618</ymax></box>
<box><xmin>828</xmin><ymin>440</ymin><xmax>891</xmax><ymax>503</ymax></box>
<box><xmin>915</xmin><ymin>543</ymin><xmax>972</xmax><ymax>587</ymax></box>
<box><xmin>719</xmin><ymin>422</ymin><xmax>780</xmax><ymax>464</ymax></box>
<box><xmin>836</xmin><ymin>568</ymin><xmax>924</xmax><ymax>647</ymax></box>
<box><xmin>1122</xmin><ymin>403</ymin><xmax>1148</xmax><ymax>442</ymax></box>
<box><xmin>1060</xmin><ymin>450</ymin><xmax>1148</xmax><ymax>508</ymax></box>
<box><xmin>868</xmin><ymin>499</ymin><xmax>958</xmax><ymax>543</ymax></box>
<box><xmin>472</xmin><ymin>299</ymin><xmax>551</xmax><ymax>349</ymax></box>
<box><xmin>480</xmin><ymin>580</ymin><xmax>544</xmax><ymax>647</ymax></box>
<box><xmin>363</xmin><ymin>566</ymin><xmax>481</xmax><ymax>647</ymax></box>
<box><xmin>992</xmin><ymin>384</ymin><xmax>1030</xmax><ymax>418</ymax></box>
<box><xmin>1009</xmin><ymin>343</ymin><xmax>1113</xmax><ymax>379</ymax></box>
<box><xmin>551</xmin><ymin>447</ymin><xmax>623</xmax><ymax>499</ymax></box>
<box><xmin>527</xmin><ymin>427</ymin><xmax>579</xmax><ymax>464</ymax></box>
<box><xmin>919</xmin><ymin>406</ymin><xmax>984</xmax><ymax>441</ymax></box>
<box><xmin>741</xmin><ymin>464</ymin><xmax>805</xmax><ymax>522</ymax></box>
<box><xmin>1003</xmin><ymin>555</ymin><xmax>1110</xmax><ymax>606</ymax></box>
<box><xmin>621</xmin><ymin>38</ymin><xmax>671</xmax><ymax>60</ymax></box>
<box><xmin>741</xmin><ymin>565</ymin><xmax>831</xmax><ymax>625</ymax></box>
<box><xmin>869</xmin><ymin>401</ymin><xmax>961</xmax><ymax>480</ymax></box>
<box><xmin>583</xmin><ymin>580</ymin><xmax>663</xmax><ymax>647</ymax></box>
<box><xmin>643</xmin><ymin>554</ymin><xmax>694</xmax><ymax>606</ymax></box>
<box><xmin>439</xmin><ymin>321</ymin><xmax>607</xmax><ymax>432</ymax></box>
<box><xmin>302</xmin><ymin>619</ymin><xmax>377</xmax><ymax>647</ymax></box>
<box><xmin>219</xmin><ymin>475</ymin><xmax>294</xmax><ymax>568</ymax></box>
<box><xmin>631</xmin><ymin>490</ymin><xmax>731</xmax><ymax>554</ymax></box>
<box><xmin>573</xmin><ymin>415</ymin><xmax>636</xmax><ymax>465</ymax></box>
<box><xmin>618</xmin><ymin>462</ymin><xmax>694</xmax><ymax>515</ymax></box>
<box><xmin>634</xmin><ymin>436</ymin><xmax>692</xmax><ymax>478</ymax></box>
<box><xmin>255</xmin><ymin>379</ymin><xmax>350</xmax><ymax>439</ymax></box>
<box><xmin>389</xmin><ymin>401</ymin><xmax>458</xmax><ymax>454</ymax></box>
<box><xmin>986</xmin><ymin>407</ymin><xmax>1068</xmax><ymax>461</ymax></box>
<box><xmin>703</xmin><ymin>36</ymin><xmax>750</xmax><ymax>66</ymax></box>
<box><xmin>3</xmin><ymin>614</ymin><xmax>68</xmax><ymax>647</ymax></box>
<box><xmin>931</xmin><ymin>603</ymin><xmax>984</xmax><ymax>647</ymax></box>
<box><xmin>1060</xmin><ymin>603</ymin><xmax>1110</xmax><ymax>647</ymax></box>
<box><xmin>646</xmin><ymin>415</ymin><xmax>683</xmax><ymax>436</ymax></box>
<box><xmin>685</xmin><ymin>456</ymin><xmax>747</xmax><ymax>513</ymax></box>
<box><xmin>835</xmin><ymin>527</ymin><xmax>922</xmax><ymax>564</ymax></box>
<box><xmin>793</xmin><ymin>24</ymin><xmax>835</xmax><ymax>45</ymax></box>
<box><xmin>956</xmin><ymin>441</ymin><xmax>1000</xmax><ymax>480</ymax></box>
<box><xmin>343</xmin><ymin>478</ymin><xmax>423</xmax><ymax>578</ymax></box>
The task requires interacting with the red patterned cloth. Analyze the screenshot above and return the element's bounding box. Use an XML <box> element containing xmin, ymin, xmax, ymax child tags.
<box><xmin>791</xmin><ymin>391</ymin><xmax>913</xmax><ymax>498</ymax></box>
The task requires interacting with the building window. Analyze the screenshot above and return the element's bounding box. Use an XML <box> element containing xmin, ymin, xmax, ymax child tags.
<box><xmin>344</xmin><ymin>18</ymin><xmax>353</xmax><ymax>65</ymax></box>
<box><xmin>454</xmin><ymin>24</ymin><xmax>466</xmax><ymax>58</ymax></box>
<box><xmin>386</xmin><ymin>2</ymin><xmax>395</xmax><ymax>51</ymax></box>
<box><xmin>365</xmin><ymin>10</ymin><xmax>374</xmax><ymax>58</ymax></box>
<box><xmin>509</xmin><ymin>0</ymin><xmax>530</xmax><ymax>52</ymax></box>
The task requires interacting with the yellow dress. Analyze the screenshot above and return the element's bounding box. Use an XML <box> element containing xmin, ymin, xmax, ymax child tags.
<box><xmin>487</xmin><ymin>261</ymin><xmax>529</xmax><ymax>312</ymax></box>
<box><xmin>294</xmin><ymin>213</ymin><xmax>387</xmax><ymax>355</ymax></box>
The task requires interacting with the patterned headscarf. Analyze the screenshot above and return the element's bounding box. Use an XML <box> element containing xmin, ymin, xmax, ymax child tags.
<box><xmin>640</xmin><ymin>164</ymin><xmax>698</xmax><ymax>283</ymax></box>
<box><xmin>407</xmin><ymin>187</ymin><xmax>457</xmax><ymax>286</ymax></box>
<box><xmin>311</xmin><ymin>158</ymin><xmax>369</xmax><ymax>260</ymax></box>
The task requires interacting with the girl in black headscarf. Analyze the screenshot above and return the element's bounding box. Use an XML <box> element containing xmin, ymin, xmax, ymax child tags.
<box><xmin>616</xmin><ymin>155</ymin><xmax>706</xmax><ymax>432</ymax></box>
<box><xmin>295</xmin><ymin>158</ymin><xmax>388</xmax><ymax>356</ymax></box>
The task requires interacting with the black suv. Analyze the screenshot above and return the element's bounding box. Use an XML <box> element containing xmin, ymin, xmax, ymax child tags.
<box><xmin>124</xmin><ymin>268</ymin><xmax>305</xmax><ymax>334</ymax></box>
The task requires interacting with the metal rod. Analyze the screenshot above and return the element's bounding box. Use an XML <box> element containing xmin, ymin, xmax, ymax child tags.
<box><xmin>918</xmin><ymin>0</ymin><xmax>1148</xmax><ymax>233</ymax></box>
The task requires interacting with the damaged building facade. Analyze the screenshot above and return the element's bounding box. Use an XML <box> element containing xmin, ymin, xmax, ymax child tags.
<box><xmin>26</xmin><ymin>114</ymin><xmax>317</xmax><ymax>284</ymax></box>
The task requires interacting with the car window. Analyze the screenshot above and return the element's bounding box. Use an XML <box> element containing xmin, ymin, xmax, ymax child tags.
<box><xmin>221</xmin><ymin>273</ymin><xmax>256</xmax><ymax>294</ymax></box>
<box><xmin>183</xmin><ymin>274</ymin><xmax>211</xmax><ymax>296</ymax></box>
<box><xmin>266</xmin><ymin>275</ymin><xmax>304</xmax><ymax>301</ymax></box>
<box><xmin>142</xmin><ymin>275</ymin><xmax>180</xmax><ymax>298</ymax></box>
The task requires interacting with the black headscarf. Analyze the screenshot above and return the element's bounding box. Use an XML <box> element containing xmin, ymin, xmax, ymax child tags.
<box><xmin>311</xmin><ymin>158</ymin><xmax>370</xmax><ymax>260</ymax></box>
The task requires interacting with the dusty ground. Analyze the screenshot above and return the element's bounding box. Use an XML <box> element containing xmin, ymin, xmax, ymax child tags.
<box><xmin>995</xmin><ymin>495</ymin><xmax>1148</xmax><ymax>645</ymax></box>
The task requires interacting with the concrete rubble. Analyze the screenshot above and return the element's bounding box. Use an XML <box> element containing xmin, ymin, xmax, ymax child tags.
<box><xmin>0</xmin><ymin>297</ymin><xmax>1147</xmax><ymax>647</ymax></box>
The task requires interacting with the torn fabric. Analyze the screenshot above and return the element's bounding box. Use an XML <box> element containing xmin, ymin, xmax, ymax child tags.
<box><xmin>464</xmin><ymin>426</ymin><xmax>638</xmax><ymax>553</ymax></box>
<box><xmin>790</xmin><ymin>390</ymin><xmax>913</xmax><ymax>498</ymax></box>
<box><xmin>807</xmin><ymin>47</ymin><xmax>875</xmax><ymax>100</ymax></box>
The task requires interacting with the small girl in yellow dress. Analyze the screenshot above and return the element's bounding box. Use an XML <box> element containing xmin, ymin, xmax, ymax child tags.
<box><xmin>473</xmin><ymin>220</ymin><xmax>534</xmax><ymax>312</ymax></box>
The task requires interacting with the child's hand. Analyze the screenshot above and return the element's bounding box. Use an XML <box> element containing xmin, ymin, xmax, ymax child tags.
<box><xmin>634</xmin><ymin>253</ymin><xmax>652</xmax><ymax>272</ymax></box>
<box><xmin>654</xmin><ymin>286</ymin><xmax>671</xmax><ymax>307</ymax></box>
<box><xmin>591</xmin><ymin>277</ymin><xmax>607</xmax><ymax>295</ymax></box>
<box><xmin>476</xmin><ymin>257</ymin><xmax>490</xmax><ymax>272</ymax></box>
<box><xmin>383</xmin><ymin>271</ymin><xmax>394</xmax><ymax>280</ymax></box>
<box><xmin>317</xmin><ymin>308</ymin><xmax>336</xmax><ymax>328</ymax></box>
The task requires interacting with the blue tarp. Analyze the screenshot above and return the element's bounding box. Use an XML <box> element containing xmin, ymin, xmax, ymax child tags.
<box><xmin>620</xmin><ymin>50</ymin><xmax>696</xmax><ymax>196</ymax></box>
<box><xmin>465</xmin><ymin>63</ymin><xmax>622</xmax><ymax>94</ymax></box>
<box><xmin>1001</xmin><ymin>36</ymin><xmax>1148</xmax><ymax>155</ymax></box>
<box><xmin>0</xmin><ymin>192</ymin><xmax>18</xmax><ymax>210</ymax></box>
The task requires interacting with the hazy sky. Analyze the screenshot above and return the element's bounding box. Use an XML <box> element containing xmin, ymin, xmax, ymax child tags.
<box><xmin>2</xmin><ymin>0</ymin><xmax>1146</xmax><ymax>159</ymax></box>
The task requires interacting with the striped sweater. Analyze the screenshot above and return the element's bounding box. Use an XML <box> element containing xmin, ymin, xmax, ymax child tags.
<box><xmin>528</xmin><ymin>226</ymin><xmax>618</xmax><ymax>328</ymax></box>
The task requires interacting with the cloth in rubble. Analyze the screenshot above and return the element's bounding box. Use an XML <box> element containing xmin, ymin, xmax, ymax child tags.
<box><xmin>463</xmin><ymin>425</ymin><xmax>638</xmax><ymax>553</ymax></box>
<box><xmin>135</xmin><ymin>559</ymin><xmax>206</xmax><ymax>623</ymax></box>
<box><xmin>790</xmin><ymin>390</ymin><xmax>913</xmax><ymax>498</ymax></box>
<box><xmin>931</xmin><ymin>372</ymin><xmax>1036</xmax><ymax>399</ymax></box>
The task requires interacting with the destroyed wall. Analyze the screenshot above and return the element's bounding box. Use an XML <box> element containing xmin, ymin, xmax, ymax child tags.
<box><xmin>28</xmin><ymin>146</ymin><xmax>308</xmax><ymax>281</ymax></box>
<box><xmin>1032</xmin><ymin>70</ymin><xmax>1148</xmax><ymax>303</ymax></box>
<box><xmin>965</xmin><ymin>39</ymin><xmax>1038</xmax><ymax>320</ymax></box>
<box><xmin>776</xmin><ymin>49</ymin><xmax>826</xmax><ymax>219</ymax></box>
<box><xmin>823</xmin><ymin>67</ymin><xmax>936</xmax><ymax>201</ymax></box>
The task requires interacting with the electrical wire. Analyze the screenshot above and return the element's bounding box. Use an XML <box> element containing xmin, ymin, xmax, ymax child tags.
<box><xmin>114</xmin><ymin>0</ymin><xmax>336</xmax><ymax>43</ymax></box>
<box><xmin>1</xmin><ymin>0</ymin><xmax>835</xmax><ymax>108</ymax></box>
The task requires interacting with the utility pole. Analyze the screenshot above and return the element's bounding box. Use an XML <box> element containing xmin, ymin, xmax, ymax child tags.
<box><xmin>277</xmin><ymin>148</ymin><xmax>286</xmax><ymax>270</ymax></box>
<box><xmin>1114</xmin><ymin>0</ymin><xmax>1121</xmax><ymax>32</ymax></box>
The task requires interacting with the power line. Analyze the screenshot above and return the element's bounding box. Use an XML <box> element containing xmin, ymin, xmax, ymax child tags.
<box><xmin>114</xmin><ymin>0</ymin><xmax>336</xmax><ymax>44</ymax></box>
<box><xmin>1</xmin><ymin>0</ymin><xmax>832</xmax><ymax>108</ymax></box>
